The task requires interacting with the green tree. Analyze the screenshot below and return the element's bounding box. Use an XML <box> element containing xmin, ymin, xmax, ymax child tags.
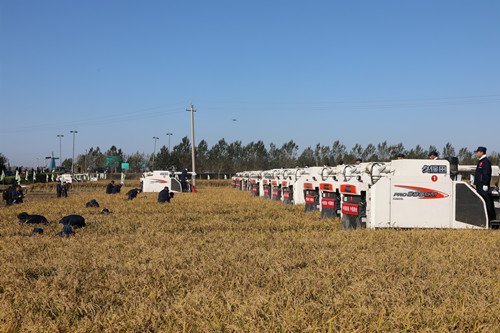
<box><xmin>197</xmin><ymin>140</ymin><xmax>209</xmax><ymax>173</ymax></box>
<box><xmin>0</xmin><ymin>153</ymin><xmax>8</xmax><ymax>172</ymax></box>
<box><xmin>173</xmin><ymin>137</ymin><xmax>192</xmax><ymax>170</ymax></box>
<box><xmin>126</xmin><ymin>152</ymin><xmax>147</xmax><ymax>172</ymax></box>
<box><xmin>61</xmin><ymin>158</ymin><xmax>72</xmax><ymax>171</ymax></box>
<box><xmin>154</xmin><ymin>145</ymin><xmax>178</xmax><ymax>171</ymax></box>
<box><xmin>208</xmin><ymin>138</ymin><xmax>229</xmax><ymax>176</ymax></box>
<box><xmin>298</xmin><ymin>147</ymin><xmax>315</xmax><ymax>167</ymax></box>
<box><xmin>331</xmin><ymin>140</ymin><xmax>347</xmax><ymax>164</ymax></box>
<box><xmin>442</xmin><ymin>142</ymin><xmax>456</xmax><ymax>157</ymax></box>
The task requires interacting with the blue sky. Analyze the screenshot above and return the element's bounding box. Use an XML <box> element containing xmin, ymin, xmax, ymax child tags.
<box><xmin>1</xmin><ymin>0</ymin><xmax>499</xmax><ymax>166</ymax></box>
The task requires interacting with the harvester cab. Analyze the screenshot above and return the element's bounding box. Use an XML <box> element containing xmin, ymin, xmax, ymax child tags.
<box><xmin>141</xmin><ymin>171</ymin><xmax>197</xmax><ymax>193</ymax></box>
<box><xmin>294</xmin><ymin>167</ymin><xmax>323</xmax><ymax>212</ymax></box>
<box><xmin>241</xmin><ymin>172</ymin><xmax>250</xmax><ymax>191</ymax></box>
<box><xmin>368</xmin><ymin>159</ymin><xmax>500</xmax><ymax>229</ymax></box>
<box><xmin>233</xmin><ymin>173</ymin><xmax>243</xmax><ymax>190</ymax></box>
<box><xmin>249</xmin><ymin>171</ymin><xmax>262</xmax><ymax>197</ymax></box>
<box><xmin>281</xmin><ymin>168</ymin><xmax>298</xmax><ymax>205</ymax></box>
<box><xmin>262</xmin><ymin>171</ymin><xmax>274</xmax><ymax>200</ymax></box>
<box><xmin>318</xmin><ymin>166</ymin><xmax>344</xmax><ymax>219</ymax></box>
<box><xmin>339</xmin><ymin>162</ymin><xmax>391</xmax><ymax>230</ymax></box>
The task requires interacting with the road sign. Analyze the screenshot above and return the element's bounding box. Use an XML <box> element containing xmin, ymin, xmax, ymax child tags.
<box><xmin>121</xmin><ymin>163</ymin><xmax>129</xmax><ymax>170</ymax></box>
<box><xmin>105</xmin><ymin>156</ymin><xmax>120</xmax><ymax>168</ymax></box>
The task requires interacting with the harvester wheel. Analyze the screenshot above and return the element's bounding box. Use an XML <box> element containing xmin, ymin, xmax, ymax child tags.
<box><xmin>341</xmin><ymin>215</ymin><xmax>351</xmax><ymax>230</ymax></box>
<box><xmin>355</xmin><ymin>216</ymin><xmax>362</xmax><ymax>229</ymax></box>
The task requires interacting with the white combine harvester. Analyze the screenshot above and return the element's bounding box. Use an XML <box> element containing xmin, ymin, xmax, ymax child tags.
<box><xmin>234</xmin><ymin>158</ymin><xmax>500</xmax><ymax>230</ymax></box>
<box><xmin>140</xmin><ymin>170</ymin><xmax>196</xmax><ymax>193</ymax></box>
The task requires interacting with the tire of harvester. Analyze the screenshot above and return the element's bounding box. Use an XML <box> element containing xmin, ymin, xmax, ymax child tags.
<box><xmin>355</xmin><ymin>216</ymin><xmax>362</xmax><ymax>229</ymax></box>
<box><xmin>341</xmin><ymin>214</ymin><xmax>351</xmax><ymax>230</ymax></box>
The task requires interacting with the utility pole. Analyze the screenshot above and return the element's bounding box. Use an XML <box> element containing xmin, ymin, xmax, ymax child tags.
<box><xmin>84</xmin><ymin>149</ymin><xmax>87</xmax><ymax>174</ymax></box>
<box><xmin>166</xmin><ymin>132</ymin><xmax>173</xmax><ymax>152</ymax></box>
<box><xmin>57</xmin><ymin>134</ymin><xmax>64</xmax><ymax>167</ymax></box>
<box><xmin>186</xmin><ymin>103</ymin><xmax>196</xmax><ymax>186</ymax></box>
<box><xmin>70</xmin><ymin>130</ymin><xmax>78</xmax><ymax>174</ymax></box>
<box><xmin>152</xmin><ymin>136</ymin><xmax>159</xmax><ymax>166</ymax></box>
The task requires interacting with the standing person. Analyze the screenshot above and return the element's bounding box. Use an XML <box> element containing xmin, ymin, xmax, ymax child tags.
<box><xmin>428</xmin><ymin>151</ymin><xmax>439</xmax><ymax>160</ymax></box>
<box><xmin>12</xmin><ymin>185</ymin><xmax>24</xmax><ymax>204</ymax></box>
<box><xmin>106</xmin><ymin>180</ymin><xmax>115</xmax><ymax>194</ymax></box>
<box><xmin>355</xmin><ymin>158</ymin><xmax>362</xmax><ymax>165</ymax></box>
<box><xmin>60</xmin><ymin>182</ymin><xmax>68</xmax><ymax>198</ymax></box>
<box><xmin>56</xmin><ymin>181</ymin><xmax>62</xmax><ymax>198</ymax></box>
<box><xmin>397</xmin><ymin>153</ymin><xmax>405</xmax><ymax>160</ymax></box>
<box><xmin>181</xmin><ymin>168</ymin><xmax>188</xmax><ymax>191</ymax></box>
<box><xmin>474</xmin><ymin>146</ymin><xmax>496</xmax><ymax>222</ymax></box>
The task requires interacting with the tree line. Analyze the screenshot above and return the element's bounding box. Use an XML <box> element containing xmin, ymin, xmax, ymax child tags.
<box><xmin>2</xmin><ymin>139</ymin><xmax>498</xmax><ymax>174</ymax></box>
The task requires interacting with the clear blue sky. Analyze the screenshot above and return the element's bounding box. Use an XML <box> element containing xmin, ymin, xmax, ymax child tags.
<box><xmin>1</xmin><ymin>0</ymin><xmax>499</xmax><ymax>166</ymax></box>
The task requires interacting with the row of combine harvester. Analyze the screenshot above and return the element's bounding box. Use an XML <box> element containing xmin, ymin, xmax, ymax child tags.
<box><xmin>232</xmin><ymin>158</ymin><xmax>500</xmax><ymax>229</ymax></box>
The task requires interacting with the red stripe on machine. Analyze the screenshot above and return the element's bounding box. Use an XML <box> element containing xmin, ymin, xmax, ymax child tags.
<box><xmin>272</xmin><ymin>190</ymin><xmax>279</xmax><ymax>197</ymax></box>
<box><xmin>321</xmin><ymin>198</ymin><xmax>336</xmax><ymax>207</ymax></box>
<box><xmin>283</xmin><ymin>192</ymin><xmax>290</xmax><ymax>199</ymax></box>
<box><xmin>342</xmin><ymin>203</ymin><xmax>358</xmax><ymax>215</ymax></box>
<box><xmin>305</xmin><ymin>195</ymin><xmax>316</xmax><ymax>204</ymax></box>
<box><xmin>152</xmin><ymin>179</ymin><xmax>169</xmax><ymax>184</ymax></box>
<box><xmin>264</xmin><ymin>188</ymin><xmax>269</xmax><ymax>194</ymax></box>
<box><xmin>252</xmin><ymin>187</ymin><xmax>258</xmax><ymax>192</ymax></box>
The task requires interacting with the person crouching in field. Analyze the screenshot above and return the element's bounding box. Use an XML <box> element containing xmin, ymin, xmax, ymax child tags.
<box><xmin>11</xmin><ymin>185</ymin><xmax>24</xmax><ymax>204</ymax></box>
<box><xmin>158</xmin><ymin>186</ymin><xmax>174</xmax><ymax>203</ymax></box>
<box><xmin>18</xmin><ymin>212</ymin><xmax>49</xmax><ymax>225</ymax></box>
<box><xmin>126</xmin><ymin>188</ymin><xmax>141</xmax><ymax>200</ymax></box>
<box><xmin>112</xmin><ymin>184</ymin><xmax>122</xmax><ymax>194</ymax></box>
<box><xmin>85</xmin><ymin>199</ymin><xmax>99</xmax><ymax>208</ymax></box>
<box><xmin>106</xmin><ymin>181</ymin><xmax>114</xmax><ymax>194</ymax></box>
<box><xmin>59</xmin><ymin>215</ymin><xmax>86</xmax><ymax>228</ymax></box>
<box><xmin>2</xmin><ymin>185</ymin><xmax>15</xmax><ymax>206</ymax></box>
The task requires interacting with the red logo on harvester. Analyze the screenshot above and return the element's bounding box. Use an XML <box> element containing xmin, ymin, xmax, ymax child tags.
<box><xmin>394</xmin><ymin>185</ymin><xmax>449</xmax><ymax>199</ymax></box>
<box><xmin>321</xmin><ymin>198</ymin><xmax>335</xmax><ymax>207</ymax></box>
<box><xmin>342</xmin><ymin>203</ymin><xmax>358</xmax><ymax>215</ymax></box>
<box><xmin>431</xmin><ymin>175</ymin><xmax>438</xmax><ymax>182</ymax></box>
<box><xmin>305</xmin><ymin>195</ymin><xmax>316</xmax><ymax>204</ymax></box>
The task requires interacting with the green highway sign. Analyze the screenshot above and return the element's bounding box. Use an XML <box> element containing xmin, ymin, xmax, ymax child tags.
<box><xmin>105</xmin><ymin>156</ymin><xmax>120</xmax><ymax>168</ymax></box>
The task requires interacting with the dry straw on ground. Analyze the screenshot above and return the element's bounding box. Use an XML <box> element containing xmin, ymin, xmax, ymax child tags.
<box><xmin>0</xmin><ymin>181</ymin><xmax>499</xmax><ymax>332</ymax></box>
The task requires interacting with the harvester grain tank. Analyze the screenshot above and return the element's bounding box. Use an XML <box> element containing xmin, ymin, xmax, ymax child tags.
<box><xmin>141</xmin><ymin>170</ymin><xmax>197</xmax><ymax>193</ymax></box>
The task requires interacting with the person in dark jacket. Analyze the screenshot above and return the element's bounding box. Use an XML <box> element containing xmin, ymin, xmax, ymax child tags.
<box><xmin>158</xmin><ymin>186</ymin><xmax>171</xmax><ymax>203</ymax></box>
<box><xmin>58</xmin><ymin>225</ymin><xmax>75</xmax><ymax>237</ymax></box>
<box><xmin>126</xmin><ymin>188</ymin><xmax>141</xmax><ymax>200</ymax></box>
<box><xmin>57</xmin><ymin>181</ymin><xmax>68</xmax><ymax>198</ymax></box>
<box><xmin>18</xmin><ymin>212</ymin><xmax>49</xmax><ymax>225</ymax></box>
<box><xmin>106</xmin><ymin>181</ymin><xmax>115</xmax><ymax>194</ymax></box>
<box><xmin>11</xmin><ymin>185</ymin><xmax>24</xmax><ymax>204</ymax></box>
<box><xmin>3</xmin><ymin>185</ymin><xmax>14</xmax><ymax>206</ymax></box>
<box><xmin>112</xmin><ymin>184</ymin><xmax>122</xmax><ymax>194</ymax></box>
<box><xmin>30</xmin><ymin>228</ymin><xmax>44</xmax><ymax>237</ymax></box>
<box><xmin>181</xmin><ymin>168</ymin><xmax>188</xmax><ymax>191</ymax></box>
<box><xmin>61</xmin><ymin>182</ymin><xmax>68</xmax><ymax>197</ymax></box>
<box><xmin>85</xmin><ymin>199</ymin><xmax>99</xmax><ymax>208</ymax></box>
<box><xmin>474</xmin><ymin>146</ymin><xmax>496</xmax><ymax>221</ymax></box>
<box><xmin>56</xmin><ymin>182</ymin><xmax>62</xmax><ymax>198</ymax></box>
<box><xmin>59</xmin><ymin>215</ymin><xmax>86</xmax><ymax>228</ymax></box>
